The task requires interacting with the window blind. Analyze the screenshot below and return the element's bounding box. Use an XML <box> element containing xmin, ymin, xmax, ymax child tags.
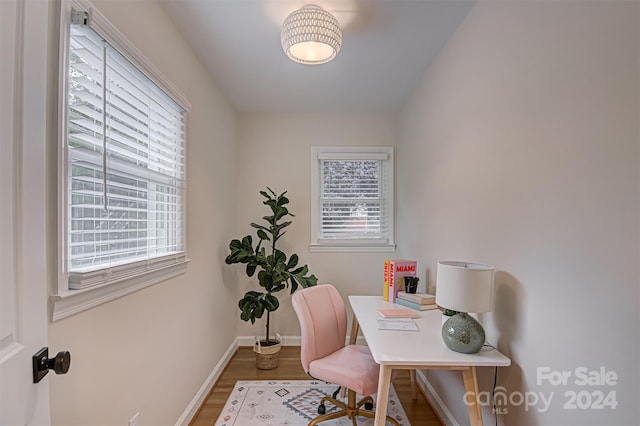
<box><xmin>319</xmin><ymin>158</ymin><xmax>389</xmax><ymax>242</ymax></box>
<box><xmin>67</xmin><ymin>24</ymin><xmax>186</xmax><ymax>288</ymax></box>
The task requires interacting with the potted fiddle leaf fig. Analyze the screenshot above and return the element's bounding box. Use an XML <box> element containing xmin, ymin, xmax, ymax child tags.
<box><xmin>225</xmin><ymin>188</ymin><xmax>317</xmax><ymax>369</ymax></box>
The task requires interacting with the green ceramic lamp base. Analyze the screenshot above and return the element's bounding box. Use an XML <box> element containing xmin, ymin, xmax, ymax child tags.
<box><xmin>441</xmin><ymin>312</ymin><xmax>485</xmax><ymax>354</ymax></box>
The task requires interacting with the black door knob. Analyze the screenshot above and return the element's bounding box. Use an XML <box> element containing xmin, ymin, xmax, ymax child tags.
<box><xmin>47</xmin><ymin>351</ymin><xmax>71</xmax><ymax>375</ymax></box>
<box><xmin>32</xmin><ymin>347</ymin><xmax>71</xmax><ymax>383</ymax></box>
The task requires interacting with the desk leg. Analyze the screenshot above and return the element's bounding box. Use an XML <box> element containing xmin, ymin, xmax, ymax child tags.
<box><xmin>349</xmin><ymin>316</ymin><xmax>359</xmax><ymax>345</ymax></box>
<box><xmin>462</xmin><ymin>366</ymin><xmax>483</xmax><ymax>426</ymax></box>
<box><xmin>410</xmin><ymin>370</ymin><xmax>417</xmax><ymax>400</ymax></box>
<box><xmin>374</xmin><ymin>365</ymin><xmax>393</xmax><ymax>426</ymax></box>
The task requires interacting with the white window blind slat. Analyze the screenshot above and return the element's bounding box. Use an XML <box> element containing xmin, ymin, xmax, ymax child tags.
<box><xmin>70</xmin><ymin>74</ymin><xmax>103</xmax><ymax>99</ymax></box>
<box><xmin>70</xmin><ymin>34</ymin><xmax>103</xmax><ymax>65</ymax></box>
<box><xmin>149</xmin><ymin>138</ymin><xmax>185</xmax><ymax>166</ymax></box>
<box><xmin>71</xmin><ymin>62</ymin><xmax>102</xmax><ymax>85</ymax></box>
<box><xmin>317</xmin><ymin>152</ymin><xmax>389</xmax><ymax>161</ymax></box>
<box><xmin>71</xmin><ymin>147</ymin><xmax>184</xmax><ymax>187</ymax></box>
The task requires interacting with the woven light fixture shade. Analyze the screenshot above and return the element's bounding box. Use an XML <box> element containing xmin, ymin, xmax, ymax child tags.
<box><xmin>281</xmin><ymin>5</ymin><xmax>342</xmax><ymax>65</ymax></box>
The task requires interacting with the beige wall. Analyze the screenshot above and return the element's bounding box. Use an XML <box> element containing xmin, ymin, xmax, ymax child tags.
<box><xmin>47</xmin><ymin>1</ymin><xmax>238</xmax><ymax>424</ymax></box>
<box><xmin>399</xmin><ymin>1</ymin><xmax>639</xmax><ymax>424</ymax></box>
<box><xmin>234</xmin><ymin>113</ymin><xmax>399</xmax><ymax>339</ymax></box>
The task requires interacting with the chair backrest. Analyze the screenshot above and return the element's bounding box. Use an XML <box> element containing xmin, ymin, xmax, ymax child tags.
<box><xmin>292</xmin><ymin>284</ymin><xmax>348</xmax><ymax>373</ymax></box>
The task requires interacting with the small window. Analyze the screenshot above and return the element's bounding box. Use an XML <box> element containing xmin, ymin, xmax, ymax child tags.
<box><xmin>310</xmin><ymin>147</ymin><xmax>395</xmax><ymax>252</ymax></box>
<box><xmin>54</xmin><ymin>0</ymin><xmax>190</xmax><ymax>318</ymax></box>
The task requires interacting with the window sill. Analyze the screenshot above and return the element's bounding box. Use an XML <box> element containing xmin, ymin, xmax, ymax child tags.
<box><xmin>309</xmin><ymin>244</ymin><xmax>396</xmax><ymax>253</ymax></box>
<box><xmin>50</xmin><ymin>258</ymin><xmax>189</xmax><ymax>321</ymax></box>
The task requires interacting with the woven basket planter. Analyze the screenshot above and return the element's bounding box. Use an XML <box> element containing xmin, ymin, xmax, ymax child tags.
<box><xmin>254</xmin><ymin>335</ymin><xmax>282</xmax><ymax>370</ymax></box>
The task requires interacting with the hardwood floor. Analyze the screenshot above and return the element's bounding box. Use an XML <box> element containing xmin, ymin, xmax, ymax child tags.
<box><xmin>190</xmin><ymin>346</ymin><xmax>442</xmax><ymax>426</ymax></box>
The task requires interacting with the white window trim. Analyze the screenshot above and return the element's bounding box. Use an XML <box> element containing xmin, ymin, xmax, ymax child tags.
<box><xmin>310</xmin><ymin>146</ymin><xmax>396</xmax><ymax>253</ymax></box>
<box><xmin>52</xmin><ymin>0</ymin><xmax>191</xmax><ymax>321</ymax></box>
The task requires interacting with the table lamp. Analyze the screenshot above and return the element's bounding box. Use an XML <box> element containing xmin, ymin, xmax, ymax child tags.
<box><xmin>435</xmin><ymin>261</ymin><xmax>494</xmax><ymax>354</ymax></box>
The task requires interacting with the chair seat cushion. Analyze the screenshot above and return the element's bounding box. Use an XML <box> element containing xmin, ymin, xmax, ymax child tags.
<box><xmin>308</xmin><ymin>345</ymin><xmax>379</xmax><ymax>396</ymax></box>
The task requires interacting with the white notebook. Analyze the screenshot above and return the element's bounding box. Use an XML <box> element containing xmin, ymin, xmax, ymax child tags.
<box><xmin>377</xmin><ymin>318</ymin><xmax>419</xmax><ymax>331</ymax></box>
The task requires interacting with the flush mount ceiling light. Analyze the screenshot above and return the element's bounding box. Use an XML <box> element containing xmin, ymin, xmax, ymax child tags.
<box><xmin>281</xmin><ymin>5</ymin><xmax>342</xmax><ymax>65</ymax></box>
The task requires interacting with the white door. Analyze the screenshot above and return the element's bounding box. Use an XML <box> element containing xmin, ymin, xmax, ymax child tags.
<box><xmin>1</xmin><ymin>0</ymin><xmax>53</xmax><ymax>424</ymax></box>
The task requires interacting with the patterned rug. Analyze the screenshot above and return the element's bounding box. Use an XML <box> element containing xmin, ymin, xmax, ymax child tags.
<box><xmin>215</xmin><ymin>380</ymin><xmax>410</xmax><ymax>426</ymax></box>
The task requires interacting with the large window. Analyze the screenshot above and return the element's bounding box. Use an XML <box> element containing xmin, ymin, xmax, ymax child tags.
<box><xmin>54</xmin><ymin>0</ymin><xmax>190</xmax><ymax>318</ymax></box>
<box><xmin>310</xmin><ymin>147</ymin><xmax>395</xmax><ymax>252</ymax></box>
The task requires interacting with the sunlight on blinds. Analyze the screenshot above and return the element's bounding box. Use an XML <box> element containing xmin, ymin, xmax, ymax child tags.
<box><xmin>320</xmin><ymin>159</ymin><xmax>388</xmax><ymax>241</ymax></box>
<box><xmin>67</xmin><ymin>25</ymin><xmax>185</xmax><ymax>276</ymax></box>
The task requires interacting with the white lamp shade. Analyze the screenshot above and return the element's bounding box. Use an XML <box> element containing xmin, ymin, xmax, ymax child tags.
<box><xmin>281</xmin><ymin>5</ymin><xmax>342</xmax><ymax>65</ymax></box>
<box><xmin>435</xmin><ymin>261</ymin><xmax>495</xmax><ymax>313</ymax></box>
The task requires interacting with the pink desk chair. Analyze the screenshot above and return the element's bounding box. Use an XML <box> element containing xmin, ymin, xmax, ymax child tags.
<box><xmin>292</xmin><ymin>284</ymin><xmax>400</xmax><ymax>426</ymax></box>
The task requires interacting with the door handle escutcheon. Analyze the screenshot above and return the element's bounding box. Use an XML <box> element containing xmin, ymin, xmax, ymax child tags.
<box><xmin>32</xmin><ymin>347</ymin><xmax>71</xmax><ymax>383</ymax></box>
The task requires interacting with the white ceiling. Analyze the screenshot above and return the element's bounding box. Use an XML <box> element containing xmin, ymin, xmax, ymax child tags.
<box><xmin>159</xmin><ymin>0</ymin><xmax>475</xmax><ymax>113</ymax></box>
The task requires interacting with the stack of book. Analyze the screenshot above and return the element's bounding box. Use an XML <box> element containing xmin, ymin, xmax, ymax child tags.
<box><xmin>394</xmin><ymin>291</ymin><xmax>439</xmax><ymax>311</ymax></box>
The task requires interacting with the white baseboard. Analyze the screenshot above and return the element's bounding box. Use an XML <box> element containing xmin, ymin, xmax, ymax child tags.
<box><xmin>415</xmin><ymin>369</ymin><xmax>459</xmax><ymax>426</ymax></box>
<box><xmin>175</xmin><ymin>337</ymin><xmax>239</xmax><ymax>426</ymax></box>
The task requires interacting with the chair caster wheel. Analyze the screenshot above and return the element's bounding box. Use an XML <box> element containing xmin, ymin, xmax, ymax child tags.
<box><xmin>364</xmin><ymin>401</ymin><xmax>374</xmax><ymax>410</ymax></box>
<box><xmin>318</xmin><ymin>404</ymin><xmax>326</xmax><ymax>415</ymax></box>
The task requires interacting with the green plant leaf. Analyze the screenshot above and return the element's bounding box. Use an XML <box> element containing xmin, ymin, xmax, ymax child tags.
<box><xmin>241</xmin><ymin>235</ymin><xmax>253</xmax><ymax>248</ymax></box>
<box><xmin>256</xmin><ymin>229</ymin><xmax>269</xmax><ymax>240</ymax></box>
<box><xmin>272</xmin><ymin>283</ymin><xmax>286</xmax><ymax>293</ymax></box>
<box><xmin>246</xmin><ymin>263</ymin><xmax>257</xmax><ymax>277</ymax></box>
<box><xmin>287</xmin><ymin>254</ymin><xmax>299</xmax><ymax>269</ymax></box>
<box><xmin>289</xmin><ymin>277</ymin><xmax>299</xmax><ymax>293</ymax></box>
<box><xmin>254</xmin><ymin>304</ymin><xmax>264</xmax><ymax>320</ymax></box>
<box><xmin>251</xmin><ymin>222</ymin><xmax>269</xmax><ymax>231</ymax></box>
<box><xmin>239</xmin><ymin>291</ymin><xmax>266</xmax><ymax>324</ymax></box>
<box><xmin>264</xmin><ymin>294</ymin><xmax>279</xmax><ymax>311</ymax></box>
<box><xmin>274</xmin><ymin>206</ymin><xmax>288</xmax><ymax>221</ymax></box>
<box><xmin>295</xmin><ymin>273</ymin><xmax>317</xmax><ymax>289</ymax></box>
<box><xmin>226</xmin><ymin>236</ymin><xmax>258</xmax><ymax>265</ymax></box>
<box><xmin>290</xmin><ymin>264</ymin><xmax>307</xmax><ymax>275</ymax></box>
<box><xmin>273</xmin><ymin>249</ymin><xmax>286</xmax><ymax>265</ymax></box>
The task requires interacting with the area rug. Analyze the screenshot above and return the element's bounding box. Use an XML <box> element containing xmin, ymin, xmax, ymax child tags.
<box><xmin>215</xmin><ymin>380</ymin><xmax>410</xmax><ymax>426</ymax></box>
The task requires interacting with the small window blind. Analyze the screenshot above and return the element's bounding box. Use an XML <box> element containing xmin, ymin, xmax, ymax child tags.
<box><xmin>318</xmin><ymin>152</ymin><xmax>390</xmax><ymax>243</ymax></box>
<box><xmin>66</xmin><ymin>23</ymin><xmax>186</xmax><ymax>288</ymax></box>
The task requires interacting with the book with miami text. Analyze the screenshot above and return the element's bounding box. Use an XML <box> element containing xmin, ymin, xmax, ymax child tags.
<box><xmin>387</xmin><ymin>260</ymin><xmax>417</xmax><ymax>303</ymax></box>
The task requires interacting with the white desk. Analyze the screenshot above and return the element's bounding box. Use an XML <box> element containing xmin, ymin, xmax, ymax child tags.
<box><xmin>348</xmin><ymin>296</ymin><xmax>511</xmax><ymax>426</ymax></box>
